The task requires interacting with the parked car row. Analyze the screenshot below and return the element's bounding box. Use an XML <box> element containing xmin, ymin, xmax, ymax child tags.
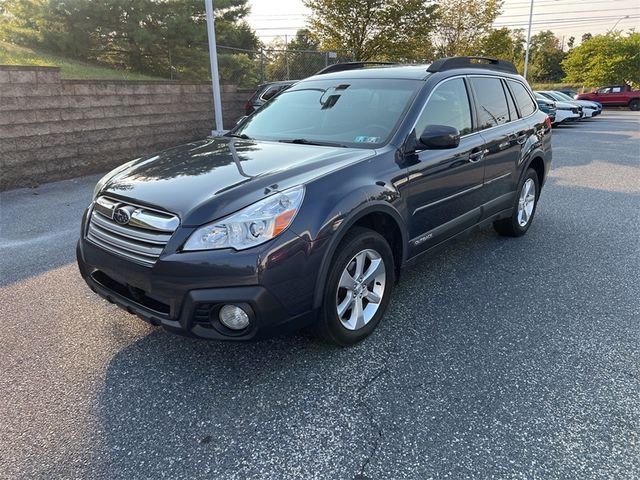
<box><xmin>534</xmin><ymin>90</ymin><xmax>602</xmax><ymax>126</ymax></box>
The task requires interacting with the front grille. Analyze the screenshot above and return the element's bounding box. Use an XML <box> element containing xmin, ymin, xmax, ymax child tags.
<box><xmin>86</xmin><ymin>196</ymin><xmax>179</xmax><ymax>267</ymax></box>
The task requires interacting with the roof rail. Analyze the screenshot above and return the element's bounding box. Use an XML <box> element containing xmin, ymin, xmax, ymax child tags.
<box><xmin>427</xmin><ymin>56</ymin><xmax>518</xmax><ymax>75</ymax></box>
<box><xmin>314</xmin><ymin>61</ymin><xmax>398</xmax><ymax>76</ymax></box>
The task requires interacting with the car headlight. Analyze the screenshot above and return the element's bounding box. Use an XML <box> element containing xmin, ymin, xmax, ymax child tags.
<box><xmin>92</xmin><ymin>159</ymin><xmax>137</xmax><ymax>200</ymax></box>
<box><xmin>183</xmin><ymin>185</ymin><xmax>305</xmax><ymax>251</ymax></box>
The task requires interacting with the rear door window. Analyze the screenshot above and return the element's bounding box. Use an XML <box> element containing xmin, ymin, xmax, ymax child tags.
<box><xmin>508</xmin><ymin>80</ymin><xmax>537</xmax><ymax>117</ymax></box>
<box><xmin>470</xmin><ymin>77</ymin><xmax>510</xmax><ymax>129</ymax></box>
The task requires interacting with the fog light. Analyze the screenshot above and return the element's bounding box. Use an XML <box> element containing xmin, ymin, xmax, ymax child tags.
<box><xmin>219</xmin><ymin>304</ymin><xmax>250</xmax><ymax>330</ymax></box>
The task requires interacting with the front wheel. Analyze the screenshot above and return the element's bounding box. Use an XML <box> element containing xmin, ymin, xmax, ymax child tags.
<box><xmin>314</xmin><ymin>227</ymin><xmax>395</xmax><ymax>346</ymax></box>
<box><xmin>629</xmin><ymin>99</ymin><xmax>640</xmax><ymax>111</ymax></box>
<box><xmin>493</xmin><ymin>168</ymin><xmax>540</xmax><ymax>237</ymax></box>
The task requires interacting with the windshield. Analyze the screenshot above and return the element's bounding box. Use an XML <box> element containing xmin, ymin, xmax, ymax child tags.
<box><xmin>552</xmin><ymin>92</ymin><xmax>575</xmax><ymax>102</ymax></box>
<box><xmin>545</xmin><ymin>91</ymin><xmax>568</xmax><ymax>102</ymax></box>
<box><xmin>232</xmin><ymin>78</ymin><xmax>423</xmax><ymax>148</ymax></box>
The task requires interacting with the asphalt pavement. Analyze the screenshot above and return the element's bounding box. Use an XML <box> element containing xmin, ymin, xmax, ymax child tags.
<box><xmin>1</xmin><ymin>111</ymin><xmax>639</xmax><ymax>479</ymax></box>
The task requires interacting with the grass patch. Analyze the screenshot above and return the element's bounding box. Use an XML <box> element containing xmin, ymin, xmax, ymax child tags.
<box><xmin>0</xmin><ymin>41</ymin><xmax>164</xmax><ymax>80</ymax></box>
<box><xmin>531</xmin><ymin>82</ymin><xmax>594</xmax><ymax>93</ymax></box>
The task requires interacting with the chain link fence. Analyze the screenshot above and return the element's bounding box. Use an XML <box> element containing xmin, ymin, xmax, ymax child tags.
<box><xmin>213</xmin><ymin>45</ymin><xmax>355</xmax><ymax>88</ymax></box>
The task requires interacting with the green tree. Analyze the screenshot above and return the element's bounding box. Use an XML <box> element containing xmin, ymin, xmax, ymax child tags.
<box><xmin>0</xmin><ymin>0</ymin><xmax>259</xmax><ymax>81</ymax></box>
<box><xmin>304</xmin><ymin>0</ymin><xmax>438</xmax><ymax>61</ymax></box>
<box><xmin>562</xmin><ymin>32</ymin><xmax>640</xmax><ymax>87</ymax></box>
<box><xmin>478</xmin><ymin>28</ymin><xmax>525</xmax><ymax>65</ymax></box>
<box><xmin>567</xmin><ymin>36</ymin><xmax>575</xmax><ymax>50</ymax></box>
<box><xmin>265</xmin><ymin>29</ymin><xmax>327</xmax><ymax>81</ymax></box>
<box><xmin>527</xmin><ymin>30</ymin><xmax>566</xmax><ymax>82</ymax></box>
<box><xmin>434</xmin><ymin>0</ymin><xmax>503</xmax><ymax>57</ymax></box>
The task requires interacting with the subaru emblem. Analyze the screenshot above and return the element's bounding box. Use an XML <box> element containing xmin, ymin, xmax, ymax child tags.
<box><xmin>113</xmin><ymin>206</ymin><xmax>132</xmax><ymax>225</ymax></box>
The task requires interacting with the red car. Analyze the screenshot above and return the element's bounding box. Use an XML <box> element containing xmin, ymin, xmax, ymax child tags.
<box><xmin>577</xmin><ymin>85</ymin><xmax>640</xmax><ymax>111</ymax></box>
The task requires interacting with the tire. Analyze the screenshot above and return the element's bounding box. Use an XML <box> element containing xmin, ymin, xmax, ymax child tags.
<box><xmin>493</xmin><ymin>168</ymin><xmax>540</xmax><ymax>237</ymax></box>
<box><xmin>629</xmin><ymin>99</ymin><xmax>640</xmax><ymax>111</ymax></box>
<box><xmin>314</xmin><ymin>227</ymin><xmax>395</xmax><ymax>346</ymax></box>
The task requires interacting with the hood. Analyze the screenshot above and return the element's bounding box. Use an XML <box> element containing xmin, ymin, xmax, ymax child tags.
<box><xmin>101</xmin><ymin>137</ymin><xmax>375</xmax><ymax>226</ymax></box>
<box><xmin>572</xmin><ymin>99</ymin><xmax>598</xmax><ymax>108</ymax></box>
<box><xmin>537</xmin><ymin>100</ymin><xmax>554</xmax><ymax>108</ymax></box>
<box><xmin>554</xmin><ymin>101</ymin><xmax>577</xmax><ymax>109</ymax></box>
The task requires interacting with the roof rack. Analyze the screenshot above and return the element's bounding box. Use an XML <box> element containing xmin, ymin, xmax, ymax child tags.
<box><xmin>314</xmin><ymin>61</ymin><xmax>398</xmax><ymax>76</ymax></box>
<box><xmin>427</xmin><ymin>56</ymin><xmax>518</xmax><ymax>75</ymax></box>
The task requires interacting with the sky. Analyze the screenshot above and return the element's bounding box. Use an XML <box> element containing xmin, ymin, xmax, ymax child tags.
<box><xmin>246</xmin><ymin>0</ymin><xmax>640</xmax><ymax>46</ymax></box>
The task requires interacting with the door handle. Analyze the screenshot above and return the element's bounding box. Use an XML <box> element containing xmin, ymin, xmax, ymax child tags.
<box><xmin>469</xmin><ymin>148</ymin><xmax>487</xmax><ymax>163</ymax></box>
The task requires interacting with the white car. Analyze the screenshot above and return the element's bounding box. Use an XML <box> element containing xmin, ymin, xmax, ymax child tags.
<box><xmin>534</xmin><ymin>94</ymin><xmax>581</xmax><ymax>124</ymax></box>
<box><xmin>537</xmin><ymin>91</ymin><xmax>600</xmax><ymax>118</ymax></box>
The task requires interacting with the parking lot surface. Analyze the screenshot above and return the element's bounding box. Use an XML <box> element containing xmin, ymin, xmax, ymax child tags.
<box><xmin>1</xmin><ymin>111</ymin><xmax>639</xmax><ymax>479</ymax></box>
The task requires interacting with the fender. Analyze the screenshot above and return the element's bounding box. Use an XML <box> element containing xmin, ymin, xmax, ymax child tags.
<box><xmin>518</xmin><ymin>144</ymin><xmax>548</xmax><ymax>188</ymax></box>
<box><xmin>311</xmin><ymin>199</ymin><xmax>408</xmax><ymax>310</ymax></box>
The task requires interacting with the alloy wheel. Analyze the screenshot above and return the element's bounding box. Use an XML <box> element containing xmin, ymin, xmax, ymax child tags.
<box><xmin>517</xmin><ymin>178</ymin><xmax>536</xmax><ymax>227</ymax></box>
<box><xmin>336</xmin><ymin>249</ymin><xmax>386</xmax><ymax>330</ymax></box>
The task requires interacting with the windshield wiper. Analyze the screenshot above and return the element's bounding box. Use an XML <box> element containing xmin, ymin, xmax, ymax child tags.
<box><xmin>227</xmin><ymin>133</ymin><xmax>252</xmax><ymax>140</ymax></box>
<box><xmin>278</xmin><ymin>138</ymin><xmax>348</xmax><ymax>148</ymax></box>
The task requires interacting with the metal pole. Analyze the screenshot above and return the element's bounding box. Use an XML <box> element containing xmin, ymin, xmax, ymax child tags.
<box><xmin>204</xmin><ymin>0</ymin><xmax>225</xmax><ymax>136</ymax></box>
<box><xmin>523</xmin><ymin>0</ymin><xmax>534</xmax><ymax>80</ymax></box>
<box><xmin>285</xmin><ymin>35</ymin><xmax>290</xmax><ymax>80</ymax></box>
<box><xmin>259</xmin><ymin>47</ymin><xmax>265</xmax><ymax>83</ymax></box>
<box><xmin>608</xmin><ymin>15</ymin><xmax>629</xmax><ymax>33</ymax></box>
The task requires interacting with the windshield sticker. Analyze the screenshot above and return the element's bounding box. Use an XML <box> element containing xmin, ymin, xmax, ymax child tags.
<box><xmin>354</xmin><ymin>136</ymin><xmax>381</xmax><ymax>143</ymax></box>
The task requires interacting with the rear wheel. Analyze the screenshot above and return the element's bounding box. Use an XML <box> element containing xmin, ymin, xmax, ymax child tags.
<box><xmin>493</xmin><ymin>168</ymin><xmax>539</xmax><ymax>237</ymax></box>
<box><xmin>314</xmin><ymin>227</ymin><xmax>394</xmax><ymax>346</ymax></box>
<box><xmin>629</xmin><ymin>99</ymin><xmax>640</xmax><ymax>111</ymax></box>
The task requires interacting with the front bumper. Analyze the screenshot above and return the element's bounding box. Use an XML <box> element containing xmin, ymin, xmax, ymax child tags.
<box><xmin>552</xmin><ymin>109</ymin><xmax>578</xmax><ymax>124</ymax></box>
<box><xmin>77</xmin><ymin>210</ymin><xmax>319</xmax><ymax>340</ymax></box>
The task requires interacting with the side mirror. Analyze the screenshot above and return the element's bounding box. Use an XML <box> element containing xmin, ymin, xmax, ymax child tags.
<box><xmin>419</xmin><ymin>125</ymin><xmax>460</xmax><ymax>149</ymax></box>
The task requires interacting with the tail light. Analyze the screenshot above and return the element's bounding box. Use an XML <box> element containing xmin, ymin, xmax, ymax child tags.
<box><xmin>544</xmin><ymin>116</ymin><xmax>552</xmax><ymax>129</ymax></box>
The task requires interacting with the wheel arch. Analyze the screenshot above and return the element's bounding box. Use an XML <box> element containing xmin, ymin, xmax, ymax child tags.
<box><xmin>312</xmin><ymin>202</ymin><xmax>407</xmax><ymax>310</ymax></box>
<box><xmin>527</xmin><ymin>155</ymin><xmax>546</xmax><ymax>190</ymax></box>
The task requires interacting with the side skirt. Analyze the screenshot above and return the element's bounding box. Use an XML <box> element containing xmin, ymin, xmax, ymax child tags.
<box><xmin>403</xmin><ymin>207</ymin><xmax>514</xmax><ymax>267</ymax></box>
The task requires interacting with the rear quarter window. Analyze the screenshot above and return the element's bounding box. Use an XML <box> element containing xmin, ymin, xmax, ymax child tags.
<box><xmin>508</xmin><ymin>80</ymin><xmax>537</xmax><ymax>117</ymax></box>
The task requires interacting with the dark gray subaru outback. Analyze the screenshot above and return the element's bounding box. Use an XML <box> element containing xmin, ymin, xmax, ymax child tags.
<box><xmin>77</xmin><ymin>57</ymin><xmax>552</xmax><ymax>346</ymax></box>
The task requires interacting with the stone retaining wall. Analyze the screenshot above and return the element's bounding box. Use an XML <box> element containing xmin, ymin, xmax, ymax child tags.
<box><xmin>0</xmin><ymin>65</ymin><xmax>250</xmax><ymax>190</ymax></box>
